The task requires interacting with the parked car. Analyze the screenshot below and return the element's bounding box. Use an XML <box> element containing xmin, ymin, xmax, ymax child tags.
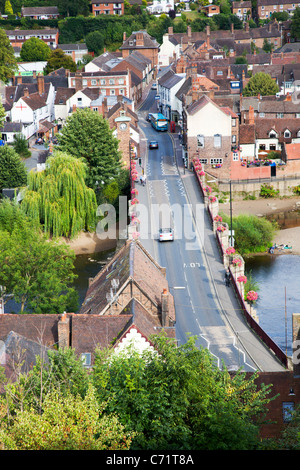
<box><xmin>146</xmin><ymin>113</ymin><xmax>152</xmax><ymax>122</ymax></box>
<box><xmin>159</xmin><ymin>228</ymin><xmax>174</xmax><ymax>242</ymax></box>
<box><xmin>151</xmin><ymin>83</ymin><xmax>157</xmax><ymax>90</ymax></box>
<box><xmin>149</xmin><ymin>141</ymin><xmax>158</xmax><ymax>149</ymax></box>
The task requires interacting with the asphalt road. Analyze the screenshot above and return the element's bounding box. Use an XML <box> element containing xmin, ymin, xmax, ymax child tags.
<box><xmin>136</xmin><ymin>91</ymin><xmax>259</xmax><ymax>371</ymax></box>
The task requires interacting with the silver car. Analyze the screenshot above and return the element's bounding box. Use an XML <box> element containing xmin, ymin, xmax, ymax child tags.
<box><xmin>159</xmin><ymin>228</ymin><xmax>174</xmax><ymax>242</ymax></box>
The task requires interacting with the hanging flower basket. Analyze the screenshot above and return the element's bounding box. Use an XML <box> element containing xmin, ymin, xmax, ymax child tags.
<box><xmin>131</xmin><ymin>198</ymin><xmax>139</xmax><ymax>205</ymax></box>
<box><xmin>247</xmin><ymin>290</ymin><xmax>258</xmax><ymax>304</ymax></box>
<box><xmin>131</xmin><ymin>216</ymin><xmax>140</xmax><ymax>225</ymax></box>
<box><xmin>131</xmin><ymin>188</ymin><xmax>139</xmax><ymax>195</ymax></box>
<box><xmin>214</xmin><ymin>215</ymin><xmax>222</xmax><ymax>223</ymax></box>
<box><xmin>209</xmin><ymin>196</ymin><xmax>217</xmax><ymax>203</ymax></box>
<box><xmin>237</xmin><ymin>275</ymin><xmax>247</xmax><ymax>284</ymax></box>
<box><xmin>226</xmin><ymin>247</ymin><xmax>235</xmax><ymax>256</ymax></box>
<box><xmin>132</xmin><ymin>231</ymin><xmax>140</xmax><ymax>240</ymax></box>
<box><xmin>199</xmin><ymin>170</ymin><xmax>205</xmax><ymax>176</ymax></box>
<box><xmin>205</xmin><ymin>186</ymin><xmax>212</xmax><ymax>193</ymax></box>
<box><xmin>232</xmin><ymin>257</ymin><xmax>242</xmax><ymax>267</ymax></box>
<box><xmin>217</xmin><ymin>225</ymin><xmax>226</xmax><ymax>232</ymax></box>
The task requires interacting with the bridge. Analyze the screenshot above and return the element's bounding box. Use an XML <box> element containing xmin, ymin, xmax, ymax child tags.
<box><xmin>133</xmin><ymin>87</ymin><xmax>288</xmax><ymax>373</ymax></box>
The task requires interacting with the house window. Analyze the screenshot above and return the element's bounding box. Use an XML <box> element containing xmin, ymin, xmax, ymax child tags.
<box><xmin>197</xmin><ymin>134</ymin><xmax>205</xmax><ymax>147</ymax></box>
<box><xmin>91</xmin><ymin>79</ymin><xmax>97</xmax><ymax>85</ymax></box>
<box><xmin>93</xmin><ymin>107</ymin><xmax>98</xmax><ymax>112</ymax></box>
<box><xmin>109</xmin><ymin>79</ymin><xmax>115</xmax><ymax>85</ymax></box>
<box><xmin>233</xmin><ymin>152</ymin><xmax>239</xmax><ymax>161</ymax></box>
<box><xmin>77</xmin><ymin>97</ymin><xmax>82</xmax><ymax>105</ymax></box>
<box><xmin>110</xmin><ymin>89</ymin><xmax>115</xmax><ymax>95</ymax></box>
<box><xmin>283</xmin><ymin>402</ymin><xmax>294</xmax><ymax>423</ymax></box>
<box><xmin>119</xmin><ymin>89</ymin><xmax>124</xmax><ymax>95</ymax></box>
<box><xmin>210</xmin><ymin>158</ymin><xmax>223</xmax><ymax>164</ymax></box>
<box><xmin>83</xmin><ymin>79</ymin><xmax>87</xmax><ymax>86</ymax></box>
<box><xmin>232</xmin><ymin>118</ymin><xmax>236</xmax><ymax>127</ymax></box>
<box><xmin>284</xmin><ymin>130</ymin><xmax>291</xmax><ymax>138</ymax></box>
<box><xmin>277</xmin><ymin>113</ymin><xmax>284</xmax><ymax>118</ymax></box>
<box><xmin>259</xmin><ymin>112</ymin><xmax>265</xmax><ymax>117</ymax></box>
<box><xmin>81</xmin><ymin>353</ymin><xmax>91</xmax><ymax>367</ymax></box>
<box><xmin>232</xmin><ymin>135</ymin><xmax>236</xmax><ymax>143</ymax></box>
<box><xmin>214</xmin><ymin>134</ymin><xmax>222</xmax><ymax>148</ymax></box>
<box><xmin>199</xmin><ymin>158</ymin><xmax>208</xmax><ymax>164</ymax></box>
<box><xmin>119</xmin><ymin>78</ymin><xmax>124</xmax><ymax>85</ymax></box>
<box><xmin>270</xmin><ymin>132</ymin><xmax>277</xmax><ymax>138</ymax></box>
<box><xmin>101</xmin><ymin>79</ymin><xmax>106</xmax><ymax>85</ymax></box>
<box><xmin>217</xmin><ymin>70</ymin><xmax>223</xmax><ymax>76</ymax></box>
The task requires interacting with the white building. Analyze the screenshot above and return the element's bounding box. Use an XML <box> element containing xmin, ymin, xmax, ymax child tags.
<box><xmin>147</xmin><ymin>0</ymin><xmax>175</xmax><ymax>14</ymax></box>
<box><xmin>157</xmin><ymin>69</ymin><xmax>185</xmax><ymax>121</ymax></box>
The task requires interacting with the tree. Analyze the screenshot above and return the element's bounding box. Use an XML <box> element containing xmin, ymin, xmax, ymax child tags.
<box><xmin>12</xmin><ymin>133</ymin><xmax>31</xmax><ymax>159</ymax></box>
<box><xmin>0</xmin><ymin>384</ymin><xmax>134</xmax><ymax>450</ymax></box>
<box><xmin>0</xmin><ymin>225</ymin><xmax>78</xmax><ymax>313</ymax></box>
<box><xmin>4</xmin><ymin>0</ymin><xmax>13</xmax><ymax>15</ymax></box>
<box><xmin>262</xmin><ymin>38</ymin><xmax>274</xmax><ymax>53</ymax></box>
<box><xmin>91</xmin><ymin>335</ymin><xmax>274</xmax><ymax>450</ymax></box>
<box><xmin>21</xmin><ymin>151</ymin><xmax>98</xmax><ymax>238</ymax></box>
<box><xmin>57</xmin><ymin>108</ymin><xmax>122</xmax><ymax>195</ymax></box>
<box><xmin>243</xmin><ymin>71</ymin><xmax>279</xmax><ymax>96</ymax></box>
<box><xmin>291</xmin><ymin>7</ymin><xmax>300</xmax><ymax>40</ymax></box>
<box><xmin>0</xmin><ymin>29</ymin><xmax>18</xmax><ymax>83</ymax></box>
<box><xmin>20</xmin><ymin>37</ymin><xmax>51</xmax><ymax>62</ymax></box>
<box><xmin>85</xmin><ymin>31</ymin><xmax>104</xmax><ymax>55</ymax></box>
<box><xmin>0</xmin><ymin>100</ymin><xmax>6</xmax><ymax>130</ymax></box>
<box><xmin>57</xmin><ymin>0</ymin><xmax>90</xmax><ymax>17</ymax></box>
<box><xmin>0</xmin><ymin>145</ymin><xmax>27</xmax><ymax>193</ymax></box>
<box><xmin>44</xmin><ymin>49</ymin><xmax>77</xmax><ymax>75</ymax></box>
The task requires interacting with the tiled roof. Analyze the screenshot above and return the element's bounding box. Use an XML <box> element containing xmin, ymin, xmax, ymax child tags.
<box><xmin>239</xmin><ymin>123</ymin><xmax>256</xmax><ymax>143</ymax></box>
<box><xmin>21</xmin><ymin>92</ymin><xmax>47</xmax><ymax>110</ymax></box>
<box><xmin>255</xmin><ymin>118</ymin><xmax>300</xmax><ymax>141</ymax></box>
<box><xmin>21</xmin><ymin>6</ymin><xmax>59</xmax><ymax>15</ymax></box>
<box><xmin>80</xmin><ymin>241</ymin><xmax>175</xmax><ymax>324</ymax></box>
<box><xmin>120</xmin><ymin>30</ymin><xmax>159</xmax><ymax>50</ymax></box>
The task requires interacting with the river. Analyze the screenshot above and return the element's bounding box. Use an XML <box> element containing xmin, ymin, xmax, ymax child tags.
<box><xmin>245</xmin><ymin>254</ymin><xmax>300</xmax><ymax>357</ymax></box>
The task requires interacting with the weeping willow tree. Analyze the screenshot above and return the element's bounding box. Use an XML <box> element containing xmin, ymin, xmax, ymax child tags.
<box><xmin>21</xmin><ymin>151</ymin><xmax>97</xmax><ymax>239</ymax></box>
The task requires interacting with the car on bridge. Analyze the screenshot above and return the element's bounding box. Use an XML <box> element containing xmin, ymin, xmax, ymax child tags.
<box><xmin>159</xmin><ymin>228</ymin><xmax>174</xmax><ymax>242</ymax></box>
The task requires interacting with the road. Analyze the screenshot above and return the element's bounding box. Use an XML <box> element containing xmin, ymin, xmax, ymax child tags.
<box><xmin>136</xmin><ymin>90</ymin><xmax>259</xmax><ymax>371</ymax></box>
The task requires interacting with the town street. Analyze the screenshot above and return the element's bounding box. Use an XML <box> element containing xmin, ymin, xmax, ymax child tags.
<box><xmin>135</xmin><ymin>88</ymin><xmax>287</xmax><ymax>373</ymax></box>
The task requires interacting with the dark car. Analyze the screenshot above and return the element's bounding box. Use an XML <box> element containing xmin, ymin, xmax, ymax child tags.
<box><xmin>149</xmin><ymin>141</ymin><xmax>158</xmax><ymax>149</ymax></box>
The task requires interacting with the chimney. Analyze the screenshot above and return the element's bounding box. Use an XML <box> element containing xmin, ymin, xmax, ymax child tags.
<box><xmin>74</xmin><ymin>72</ymin><xmax>82</xmax><ymax>92</ymax></box>
<box><xmin>168</xmin><ymin>26</ymin><xmax>173</xmax><ymax>35</ymax></box>
<box><xmin>245</xmin><ymin>22</ymin><xmax>249</xmax><ymax>33</ymax></box>
<box><xmin>23</xmin><ymin>87</ymin><xmax>29</xmax><ymax>97</ymax></box>
<box><xmin>161</xmin><ymin>288</ymin><xmax>169</xmax><ymax>327</ymax></box>
<box><xmin>123</xmin><ymin>31</ymin><xmax>126</xmax><ymax>42</ymax></box>
<box><xmin>136</xmin><ymin>32</ymin><xmax>144</xmax><ymax>47</ymax></box>
<box><xmin>248</xmin><ymin>105</ymin><xmax>254</xmax><ymax>125</ymax></box>
<box><xmin>32</xmin><ymin>70</ymin><xmax>36</xmax><ymax>79</ymax></box>
<box><xmin>58</xmin><ymin>312</ymin><xmax>70</xmax><ymax>349</ymax></box>
<box><xmin>206</xmin><ymin>24</ymin><xmax>210</xmax><ymax>37</ymax></box>
<box><xmin>72</xmin><ymin>104</ymin><xmax>76</xmax><ymax>113</ymax></box>
<box><xmin>17</xmin><ymin>72</ymin><xmax>22</xmax><ymax>85</ymax></box>
<box><xmin>187</xmin><ymin>25</ymin><xmax>192</xmax><ymax>38</ymax></box>
<box><xmin>285</xmin><ymin>93</ymin><xmax>292</xmax><ymax>101</ymax></box>
<box><xmin>103</xmin><ymin>97</ymin><xmax>108</xmax><ymax>117</ymax></box>
<box><xmin>37</xmin><ymin>73</ymin><xmax>44</xmax><ymax>95</ymax></box>
<box><xmin>231</xmin><ymin>23</ymin><xmax>234</xmax><ymax>34</ymax></box>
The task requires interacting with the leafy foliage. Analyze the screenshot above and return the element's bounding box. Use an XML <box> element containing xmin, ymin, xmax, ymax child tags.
<box><xmin>12</xmin><ymin>133</ymin><xmax>31</xmax><ymax>159</ymax></box>
<box><xmin>0</xmin><ymin>29</ymin><xmax>18</xmax><ymax>82</ymax></box>
<box><xmin>0</xmin><ymin>224</ymin><xmax>78</xmax><ymax>313</ymax></box>
<box><xmin>0</xmin><ymin>145</ymin><xmax>27</xmax><ymax>193</ymax></box>
<box><xmin>57</xmin><ymin>108</ymin><xmax>122</xmax><ymax>196</ymax></box>
<box><xmin>221</xmin><ymin>213</ymin><xmax>276</xmax><ymax>254</ymax></box>
<box><xmin>20</xmin><ymin>37</ymin><xmax>51</xmax><ymax>62</ymax></box>
<box><xmin>44</xmin><ymin>48</ymin><xmax>76</xmax><ymax>74</ymax></box>
<box><xmin>21</xmin><ymin>151</ymin><xmax>97</xmax><ymax>238</ymax></box>
<box><xmin>243</xmin><ymin>72</ymin><xmax>279</xmax><ymax>96</ymax></box>
<box><xmin>92</xmin><ymin>335</ymin><xmax>274</xmax><ymax>450</ymax></box>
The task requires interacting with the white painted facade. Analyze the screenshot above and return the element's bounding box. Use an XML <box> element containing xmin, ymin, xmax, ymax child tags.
<box><xmin>114</xmin><ymin>327</ymin><xmax>156</xmax><ymax>355</ymax></box>
<box><xmin>158</xmin><ymin>33</ymin><xmax>181</xmax><ymax>67</ymax></box>
<box><xmin>187</xmin><ymin>100</ymin><xmax>231</xmax><ymax>138</ymax></box>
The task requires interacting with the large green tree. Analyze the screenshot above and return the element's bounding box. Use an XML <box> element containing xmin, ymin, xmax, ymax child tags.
<box><xmin>0</xmin><ymin>29</ymin><xmax>18</xmax><ymax>82</ymax></box>
<box><xmin>57</xmin><ymin>108</ymin><xmax>122</xmax><ymax>193</ymax></box>
<box><xmin>291</xmin><ymin>7</ymin><xmax>300</xmax><ymax>40</ymax></box>
<box><xmin>243</xmin><ymin>71</ymin><xmax>279</xmax><ymax>96</ymax></box>
<box><xmin>44</xmin><ymin>48</ymin><xmax>77</xmax><ymax>75</ymax></box>
<box><xmin>0</xmin><ymin>145</ymin><xmax>27</xmax><ymax>193</ymax></box>
<box><xmin>21</xmin><ymin>151</ymin><xmax>97</xmax><ymax>238</ymax></box>
<box><xmin>20</xmin><ymin>37</ymin><xmax>51</xmax><ymax>62</ymax></box>
<box><xmin>0</xmin><ymin>224</ymin><xmax>78</xmax><ymax>313</ymax></box>
<box><xmin>92</xmin><ymin>335</ymin><xmax>274</xmax><ymax>450</ymax></box>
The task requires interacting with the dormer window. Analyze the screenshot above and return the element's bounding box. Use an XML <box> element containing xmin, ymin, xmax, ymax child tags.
<box><xmin>284</xmin><ymin>129</ymin><xmax>291</xmax><ymax>138</ymax></box>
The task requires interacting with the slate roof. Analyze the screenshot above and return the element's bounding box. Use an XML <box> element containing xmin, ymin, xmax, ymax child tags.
<box><xmin>255</xmin><ymin>118</ymin><xmax>300</xmax><ymax>141</ymax></box>
<box><xmin>54</xmin><ymin>87</ymin><xmax>75</xmax><ymax>105</ymax></box>
<box><xmin>79</xmin><ymin>240</ymin><xmax>175</xmax><ymax>324</ymax></box>
<box><xmin>21</xmin><ymin>6</ymin><xmax>59</xmax><ymax>15</ymax></box>
<box><xmin>120</xmin><ymin>30</ymin><xmax>159</xmax><ymax>50</ymax></box>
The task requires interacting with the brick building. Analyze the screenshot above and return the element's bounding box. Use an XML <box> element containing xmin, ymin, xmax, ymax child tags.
<box><xmin>257</xmin><ymin>0</ymin><xmax>299</xmax><ymax>19</ymax></box>
<box><xmin>120</xmin><ymin>31</ymin><xmax>160</xmax><ymax>69</ymax></box>
<box><xmin>5</xmin><ymin>28</ymin><xmax>59</xmax><ymax>49</ymax></box>
<box><xmin>91</xmin><ymin>0</ymin><xmax>124</xmax><ymax>16</ymax></box>
<box><xmin>232</xmin><ymin>0</ymin><xmax>252</xmax><ymax>19</ymax></box>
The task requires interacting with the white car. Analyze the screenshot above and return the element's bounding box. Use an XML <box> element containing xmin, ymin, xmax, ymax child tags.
<box><xmin>151</xmin><ymin>83</ymin><xmax>157</xmax><ymax>90</ymax></box>
<box><xmin>159</xmin><ymin>228</ymin><xmax>174</xmax><ymax>242</ymax></box>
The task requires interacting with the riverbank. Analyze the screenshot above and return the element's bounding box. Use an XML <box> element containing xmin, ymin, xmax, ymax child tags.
<box><xmin>219</xmin><ymin>196</ymin><xmax>300</xmax><ymax>255</ymax></box>
<box><xmin>64</xmin><ymin>232</ymin><xmax>118</xmax><ymax>255</ymax></box>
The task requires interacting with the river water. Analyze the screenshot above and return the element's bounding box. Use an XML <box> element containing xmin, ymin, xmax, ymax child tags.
<box><xmin>245</xmin><ymin>254</ymin><xmax>300</xmax><ymax>357</ymax></box>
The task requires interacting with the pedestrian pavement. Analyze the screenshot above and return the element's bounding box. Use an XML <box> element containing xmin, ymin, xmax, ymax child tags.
<box><xmin>134</xmin><ymin>86</ymin><xmax>287</xmax><ymax>371</ymax></box>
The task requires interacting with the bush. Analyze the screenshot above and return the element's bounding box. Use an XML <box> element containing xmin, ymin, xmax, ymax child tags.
<box><xmin>260</xmin><ymin>184</ymin><xmax>279</xmax><ymax>198</ymax></box>
<box><xmin>221</xmin><ymin>213</ymin><xmax>276</xmax><ymax>254</ymax></box>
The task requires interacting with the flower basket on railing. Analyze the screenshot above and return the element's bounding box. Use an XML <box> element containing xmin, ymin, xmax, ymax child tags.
<box><xmin>214</xmin><ymin>215</ymin><xmax>222</xmax><ymax>223</ymax></box>
<box><xmin>217</xmin><ymin>225</ymin><xmax>226</xmax><ymax>232</ymax></box>
<box><xmin>209</xmin><ymin>196</ymin><xmax>217</xmax><ymax>203</ymax></box>
<box><xmin>232</xmin><ymin>257</ymin><xmax>242</xmax><ymax>267</ymax></box>
<box><xmin>237</xmin><ymin>275</ymin><xmax>247</xmax><ymax>284</ymax></box>
<box><xmin>205</xmin><ymin>186</ymin><xmax>212</xmax><ymax>194</ymax></box>
<box><xmin>247</xmin><ymin>290</ymin><xmax>258</xmax><ymax>305</ymax></box>
<box><xmin>130</xmin><ymin>198</ymin><xmax>139</xmax><ymax>205</ymax></box>
<box><xmin>226</xmin><ymin>247</ymin><xmax>235</xmax><ymax>256</ymax></box>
